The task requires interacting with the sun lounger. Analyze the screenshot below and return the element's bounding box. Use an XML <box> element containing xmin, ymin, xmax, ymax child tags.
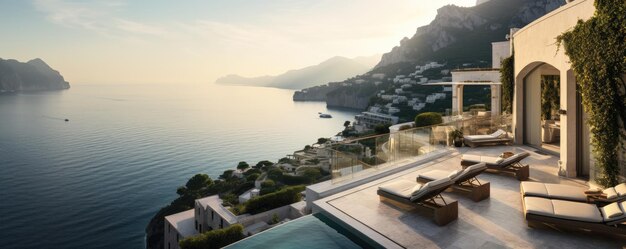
<box><xmin>521</xmin><ymin>182</ymin><xmax>626</xmax><ymax>203</ymax></box>
<box><xmin>461</xmin><ymin>152</ymin><xmax>530</xmax><ymax>180</ymax></box>
<box><xmin>378</xmin><ymin>178</ymin><xmax>457</xmax><ymax>225</ymax></box>
<box><xmin>522</xmin><ymin>196</ymin><xmax>626</xmax><ymax>237</ymax></box>
<box><xmin>417</xmin><ymin>163</ymin><xmax>490</xmax><ymax>202</ymax></box>
<box><xmin>463</xmin><ymin>129</ymin><xmax>512</xmax><ymax>147</ymax></box>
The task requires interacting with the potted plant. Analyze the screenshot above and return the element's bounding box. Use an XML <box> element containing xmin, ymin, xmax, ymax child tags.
<box><xmin>449</xmin><ymin>129</ymin><xmax>464</xmax><ymax>147</ymax></box>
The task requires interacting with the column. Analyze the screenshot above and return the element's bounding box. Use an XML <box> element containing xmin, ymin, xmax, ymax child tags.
<box><xmin>491</xmin><ymin>85</ymin><xmax>501</xmax><ymax>116</ymax></box>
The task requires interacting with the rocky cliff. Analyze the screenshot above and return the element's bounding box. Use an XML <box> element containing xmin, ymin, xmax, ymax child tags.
<box><xmin>0</xmin><ymin>58</ymin><xmax>70</xmax><ymax>92</ymax></box>
<box><xmin>376</xmin><ymin>0</ymin><xmax>564</xmax><ymax>68</ymax></box>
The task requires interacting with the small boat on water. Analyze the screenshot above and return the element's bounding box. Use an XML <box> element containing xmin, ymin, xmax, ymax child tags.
<box><xmin>319</xmin><ymin>113</ymin><xmax>332</xmax><ymax>118</ymax></box>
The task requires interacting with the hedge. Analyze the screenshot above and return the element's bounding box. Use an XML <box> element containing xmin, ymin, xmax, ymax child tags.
<box><xmin>179</xmin><ymin>224</ymin><xmax>244</xmax><ymax>249</ymax></box>
<box><xmin>414</xmin><ymin>112</ymin><xmax>443</xmax><ymax>127</ymax></box>
<box><xmin>244</xmin><ymin>185</ymin><xmax>305</xmax><ymax>214</ymax></box>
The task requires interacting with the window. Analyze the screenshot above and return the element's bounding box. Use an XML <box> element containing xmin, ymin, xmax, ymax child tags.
<box><xmin>168</xmin><ymin>224</ymin><xmax>170</xmax><ymax>233</ymax></box>
<box><xmin>211</xmin><ymin>210</ymin><xmax>214</xmax><ymax>220</ymax></box>
<box><xmin>176</xmin><ymin>234</ymin><xmax>179</xmax><ymax>241</ymax></box>
<box><xmin>220</xmin><ymin>219</ymin><xmax>223</xmax><ymax>229</ymax></box>
<box><xmin>199</xmin><ymin>224</ymin><xmax>202</xmax><ymax>233</ymax></box>
<box><xmin>195</xmin><ymin>220</ymin><xmax>198</xmax><ymax>230</ymax></box>
<box><xmin>168</xmin><ymin>242</ymin><xmax>170</xmax><ymax>249</ymax></box>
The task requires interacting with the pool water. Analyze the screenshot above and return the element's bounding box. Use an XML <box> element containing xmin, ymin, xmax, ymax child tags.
<box><xmin>226</xmin><ymin>213</ymin><xmax>369</xmax><ymax>249</ymax></box>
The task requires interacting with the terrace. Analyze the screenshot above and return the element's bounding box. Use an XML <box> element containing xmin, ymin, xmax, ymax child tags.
<box><xmin>313</xmin><ymin>145</ymin><xmax>622</xmax><ymax>248</ymax></box>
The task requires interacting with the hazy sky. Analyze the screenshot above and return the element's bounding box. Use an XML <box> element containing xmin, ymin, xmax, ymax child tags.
<box><xmin>1</xmin><ymin>0</ymin><xmax>476</xmax><ymax>84</ymax></box>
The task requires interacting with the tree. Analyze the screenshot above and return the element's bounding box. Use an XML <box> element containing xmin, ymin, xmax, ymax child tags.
<box><xmin>500</xmin><ymin>53</ymin><xmax>515</xmax><ymax>114</ymax></box>
<box><xmin>254</xmin><ymin>160</ymin><xmax>273</xmax><ymax>169</ymax></box>
<box><xmin>374</xmin><ymin>123</ymin><xmax>391</xmax><ymax>134</ymax></box>
<box><xmin>219</xmin><ymin>170</ymin><xmax>234</xmax><ymax>180</ymax></box>
<box><xmin>236</xmin><ymin>161</ymin><xmax>249</xmax><ymax>171</ymax></box>
<box><xmin>414</xmin><ymin>112</ymin><xmax>443</xmax><ymax>127</ymax></box>
<box><xmin>302</xmin><ymin>168</ymin><xmax>321</xmax><ymax>181</ymax></box>
<box><xmin>343</xmin><ymin>120</ymin><xmax>351</xmax><ymax>129</ymax></box>
<box><xmin>317</xmin><ymin>137</ymin><xmax>329</xmax><ymax>144</ymax></box>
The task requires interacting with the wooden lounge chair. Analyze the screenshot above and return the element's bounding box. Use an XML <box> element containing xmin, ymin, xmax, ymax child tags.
<box><xmin>522</xmin><ymin>196</ymin><xmax>626</xmax><ymax>237</ymax></box>
<box><xmin>463</xmin><ymin>129</ymin><xmax>512</xmax><ymax>148</ymax></box>
<box><xmin>521</xmin><ymin>182</ymin><xmax>626</xmax><ymax>204</ymax></box>
<box><xmin>416</xmin><ymin>163</ymin><xmax>490</xmax><ymax>202</ymax></box>
<box><xmin>377</xmin><ymin>178</ymin><xmax>457</xmax><ymax>226</ymax></box>
<box><xmin>461</xmin><ymin>152</ymin><xmax>530</xmax><ymax>181</ymax></box>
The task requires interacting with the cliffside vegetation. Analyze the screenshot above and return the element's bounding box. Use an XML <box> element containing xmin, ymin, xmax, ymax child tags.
<box><xmin>557</xmin><ymin>0</ymin><xmax>626</xmax><ymax>187</ymax></box>
<box><xmin>179</xmin><ymin>224</ymin><xmax>244</xmax><ymax>249</ymax></box>
<box><xmin>146</xmin><ymin>155</ymin><xmax>328</xmax><ymax>249</ymax></box>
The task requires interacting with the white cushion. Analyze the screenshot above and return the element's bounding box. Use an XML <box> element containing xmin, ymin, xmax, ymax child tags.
<box><xmin>490</xmin><ymin>129</ymin><xmax>506</xmax><ymax>138</ymax></box>
<box><xmin>521</xmin><ymin>182</ymin><xmax>588</xmax><ymax>202</ymax></box>
<box><xmin>410</xmin><ymin>177</ymin><xmax>451</xmax><ymax>202</ymax></box>
<box><xmin>418</xmin><ymin>169</ymin><xmax>452</xmax><ymax>182</ymax></box>
<box><xmin>461</xmin><ymin>154</ymin><xmax>504</xmax><ymax>165</ymax></box>
<box><xmin>524</xmin><ymin>197</ymin><xmax>603</xmax><ymax>223</ymax></box>
<box><xmin>464</xmin><ymin>135</ymin><xmax>495</xmax><ymax>141</ymax></box>
<box><xmin>603</xmin><ymin>188</ymin><xmax>619</xmax><ymax>199</ymax></box>
<box><xmin>615</xmin><ymin>183</ymin><xmax>626</xmax><ymax>196</ymax></box>
<box><xmin>378</xmin><ymin>180</ymin><xmax>420</xmax><ymax>199</ymax></box>
<box><xmin>600</xmin><ymin>202</ymin><xmax>624</xmax><ymax>221</ymax></box>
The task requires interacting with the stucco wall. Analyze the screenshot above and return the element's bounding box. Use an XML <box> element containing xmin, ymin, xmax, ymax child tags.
<box><xmin>491</xmin><ymin>41</ymin><xmax>510</xmax><ymax>69</ymax></box>
<box><xmin>451</xmin><ymin>70</ymin><xmax>500</xmax><ymax>82</ymax></box>
<box><xmin>512</xmin><ymin>0</ymin><xmax>595</xmax><ymax>177</ymax></box>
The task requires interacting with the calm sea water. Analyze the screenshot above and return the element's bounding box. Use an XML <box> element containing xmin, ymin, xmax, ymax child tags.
<box><xmin>0</xmin><ymin>84</ymin><xmax>358</xmax><ymax>249</ymax></box>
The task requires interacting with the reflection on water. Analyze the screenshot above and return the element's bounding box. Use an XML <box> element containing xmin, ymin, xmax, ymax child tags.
<box><xmin>0</xmin><ymin>83</ymin><xmax>358</xmax><ymax>249</ymax></box>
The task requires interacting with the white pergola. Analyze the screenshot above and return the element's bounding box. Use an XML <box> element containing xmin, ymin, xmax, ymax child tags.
<box><xmin>425</xmin><ymin>81</ymin><xmax>502</xmax><ymax>116</ymax></box>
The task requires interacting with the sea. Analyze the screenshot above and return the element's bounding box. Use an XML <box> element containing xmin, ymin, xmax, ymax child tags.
<box><xmin>0</xmin><ymin>83</ymin><xmax>358</xmax><ymax>249</ymax></box>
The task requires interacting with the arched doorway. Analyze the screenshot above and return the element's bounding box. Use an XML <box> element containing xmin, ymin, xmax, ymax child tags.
<box><xmin>520</xmin><ymin>63</ymin><xmax>561</xmax><ymax>154</ymax></box>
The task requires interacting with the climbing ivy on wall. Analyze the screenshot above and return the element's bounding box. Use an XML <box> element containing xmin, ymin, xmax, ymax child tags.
<box><xmin>540</xmin><ymin>75</ymin><xmax>560</xmax><ymax>121</ymax></box>
<box><xmin>557</xmin><ymin>0</ymin><xmax>626</xmax><ymax>187</ymax></box>
<box><xmin>500</xmin><ymin>54</ymin><xmax>514</xmax><ymax>114</ymax></box>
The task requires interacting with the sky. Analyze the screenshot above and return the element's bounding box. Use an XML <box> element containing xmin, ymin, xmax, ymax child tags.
<box><xmin>0</xmin><ymin>0</ymin><xmax>476</xmax><ymax>84</ymax></box>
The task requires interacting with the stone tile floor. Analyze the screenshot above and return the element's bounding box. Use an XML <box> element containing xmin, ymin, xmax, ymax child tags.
<box><xmin>320</xmin><ymin>145</ymin><xmax>625</xmax><ymax>249</ymax></box>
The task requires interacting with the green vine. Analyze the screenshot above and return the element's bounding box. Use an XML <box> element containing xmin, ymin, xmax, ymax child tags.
<box><xmin>540</xmin><ymin>75</ymin><xmax>559</xmax><ymax>121</ymax></box>
<box><xmin>500</xmin><ymin>53</ymin><xmax>514</xmax><ymax>114</ymax></box>
<box><xmin>557</xmin><ymin>0</ymin><xmax>626</xmax><ymax>187</ymax></box>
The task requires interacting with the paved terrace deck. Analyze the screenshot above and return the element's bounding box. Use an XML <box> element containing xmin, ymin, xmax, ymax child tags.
<box><xmin>315</xmin><ymin>145</ymin><xmax>625</xmax><ymax>249</ymax></box>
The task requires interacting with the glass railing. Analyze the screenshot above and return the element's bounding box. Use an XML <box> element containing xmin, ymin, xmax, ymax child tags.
<box><xmin>327</xmin><ymin>113</ymin><xmax>512</xmax><ymax>183</ymax></box>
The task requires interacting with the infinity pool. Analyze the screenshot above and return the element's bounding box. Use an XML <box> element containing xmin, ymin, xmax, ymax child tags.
<box><xmin>226</xmin><ymin>213</ymin><xmax>371</xmax><ymax>249</ymax></box>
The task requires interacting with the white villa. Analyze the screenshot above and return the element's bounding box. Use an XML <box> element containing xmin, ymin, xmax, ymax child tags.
<box><xmin>166</xmin><ymin>1</ymin><xmax>625</xmax><ymax>248</ymax></box>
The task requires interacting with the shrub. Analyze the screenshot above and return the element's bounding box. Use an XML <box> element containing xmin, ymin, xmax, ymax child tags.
<box><xmin>254</xmin><ymin>160</ymin><xmax>273</xmax><ymax>169</ymax></box>
<box><xmin>301</xmin><ymin>168</ymin><xmax>322</xmax><ymax>181</ymax></box>
<box><xmin>414</xmin><ymin>112</ymin><xmax>443</xmax><ymax>127</ymax></box>
<box><xmin>244</xmin><ymin>185</ymin><xmax>305</xmax><ymax>214</ymax></box>
<box><xmin>280</xmin><ymin>174</ymin><xmax>312</xmax><ymax>185</ymax></box>
<box><xmin>267</xmin><ymin>168</ymin><xmax>284</xmax><ymax>181</ymax></box>
<box><xmin>246</xmin><ymin>173</ymin><xmax>260</xmax><ymax>182</ymax></box>
<box><xmin>236</xmin><ymin>161</ymin><xmax>249</xmax><ymax>171</ymax></box>
<box><xmin>374</xmin><ymin>123</ymin><xmax>391</xmax><ymax>134</ymax></box>
<box><xmin>179</xmin><ymin>224</ymin><xmax>244</xmax><ymax>249</ymax></box>
<box><xmin>398</xmin><ymin>124</ymin><xmax>413</xmax><ymax>131</ymax></box>
<box><xmin>500</xmin><ymin>54</ymin><xmax>514</xmax><ymax>114</ymax></box>
<box><xmin>219</xmin><ymin>170</ymin><xmax>234</xmax><ymax>180</ymax></box>
<box><xmin>260</xmin><ymin>180</ymin><xmax>275</xmax><ymax>189</ymax></box>
<box><xmin>317</xmin><ymin>137</ymin><xmax>329</xmax><ymax>144</ymax></box>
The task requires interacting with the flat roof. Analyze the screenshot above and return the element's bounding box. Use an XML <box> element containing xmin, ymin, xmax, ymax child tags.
<box><xmin>197</xmin><ymin>195</ymin><xmax>238</xmax><ymax>224</ymax></box>
<box><xmin>425</xmin><ymin>81</ymin><xmax>501</xmax><ymax>86</ymax></box>
<box><xmin>164</xmin><ymin>209</ymin><xmax>196</xmax><ymax>237</ymax></box>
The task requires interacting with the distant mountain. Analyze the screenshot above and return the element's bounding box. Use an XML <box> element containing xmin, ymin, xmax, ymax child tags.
<box><xmin>215</xmin><ymin>55</ymin><xmax>380</xmax><ymax>90</ymax></box>
<box><xmin>0</xmin><ymin>58</ymin><xmax>70</xmax><ymax>92</ymax></box>
<box><xmin>375</xmin><ymin>0</ymin><xmax>564</xmax><ymax>68</ymax></box>
<box><xmin>294</xmin><ymin>0</ymin><xmax>565</xmax><ymax>117</ymax></box>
